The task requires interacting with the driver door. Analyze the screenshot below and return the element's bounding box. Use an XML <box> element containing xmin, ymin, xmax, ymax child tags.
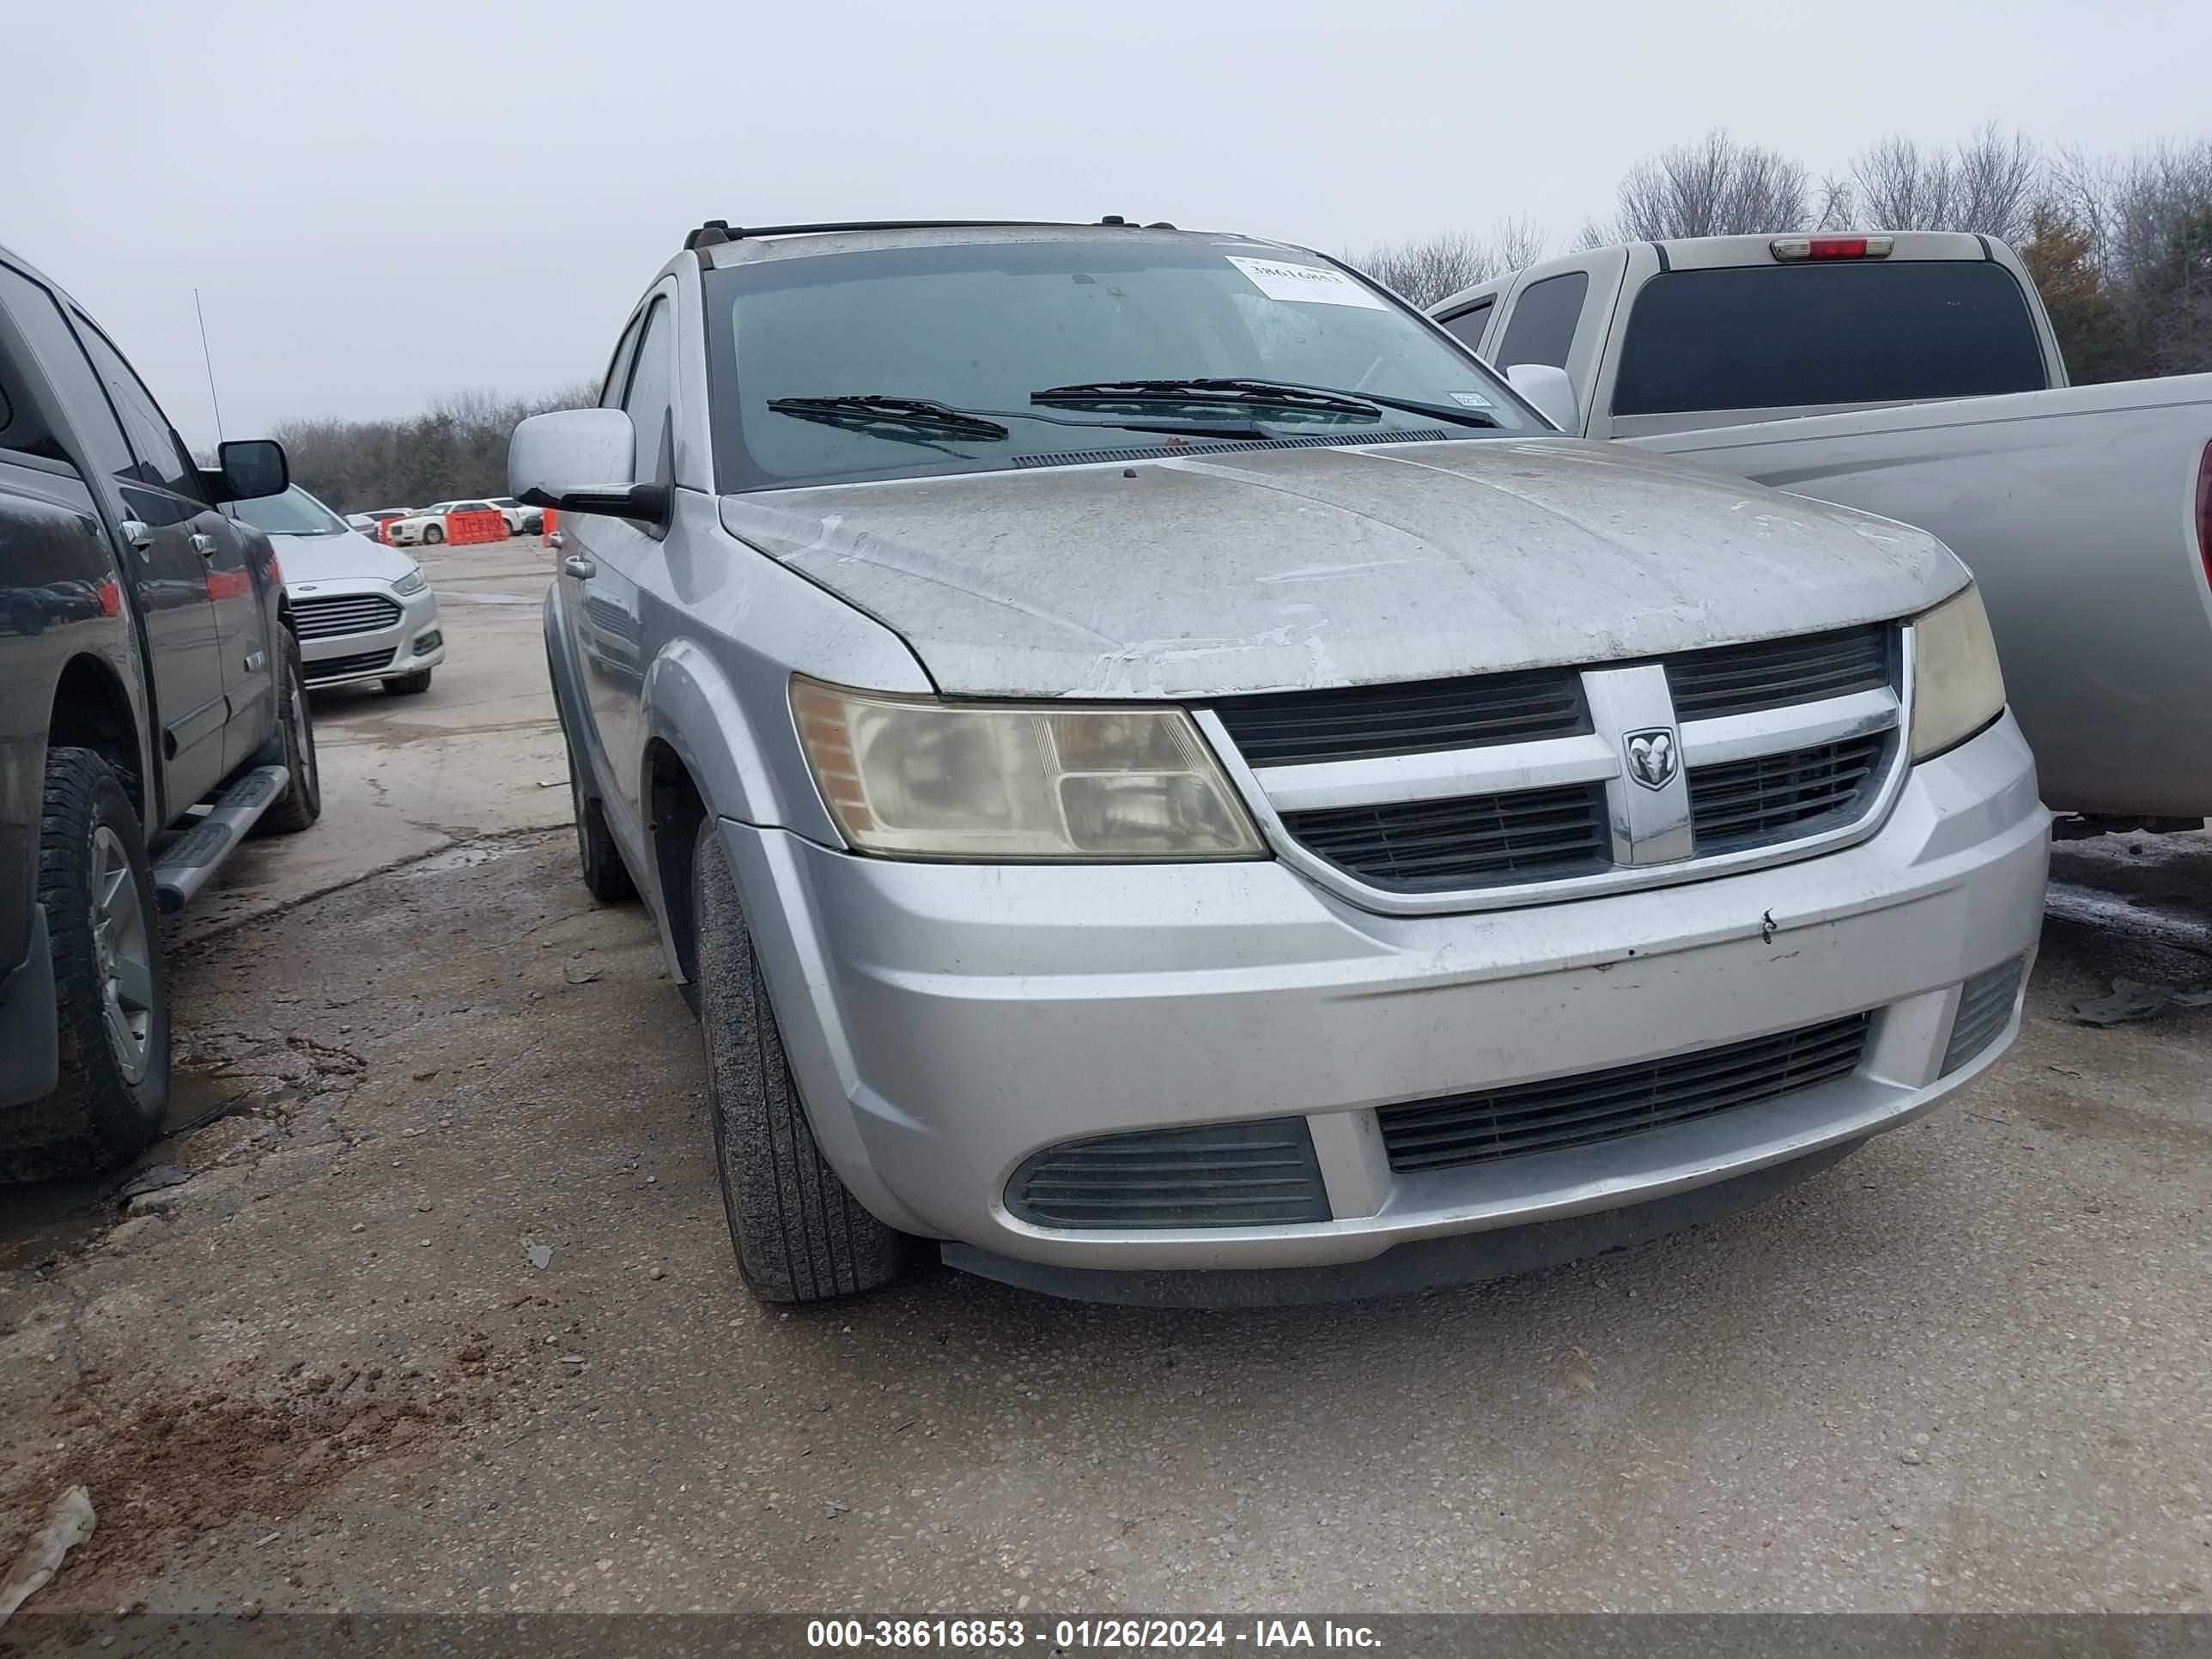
<box><xmin>560</xmin><ymin>288</ymin><xmax>670</xmax><ymax>847</ymax></box>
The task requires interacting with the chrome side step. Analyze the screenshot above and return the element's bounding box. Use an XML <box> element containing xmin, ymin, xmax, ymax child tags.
<box><xmin>150</xmin><ymin>764</ymin><xmax>290</xmax><ymax>914</ymax></box>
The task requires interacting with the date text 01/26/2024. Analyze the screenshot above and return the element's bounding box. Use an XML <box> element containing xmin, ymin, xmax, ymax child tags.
<box><xmin>805</xmin><ymin>1619</ymin><xmax>1384</xmax><ymax>1650</ymax></box>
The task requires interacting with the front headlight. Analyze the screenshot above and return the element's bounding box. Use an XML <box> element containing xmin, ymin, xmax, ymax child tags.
<box><xmin>392</xmin><ymin>566</ymin><xmax>427</xmax><ymax>596</ymax></box>
<box><xmin>1909</xmin><ymin>584</ymin><xmax>2006</xmax><ymax>760</ymax></box>
<box><xmin>790</xmin><ymin>677</ymin><xmax>1266</xmax><ymax>860</ymax></box>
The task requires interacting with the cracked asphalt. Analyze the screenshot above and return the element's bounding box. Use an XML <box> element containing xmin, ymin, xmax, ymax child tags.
<box><xmin>3</xmin><ymin>538</ymin><xmax>2210</xmax><ymax>1617</ymax></box>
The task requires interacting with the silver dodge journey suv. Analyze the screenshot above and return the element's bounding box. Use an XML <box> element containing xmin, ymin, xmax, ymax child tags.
<box><xmin>513</xmin><ymin>216</ymin><xmax>2048</xmax><ymax>1305</ymax></box>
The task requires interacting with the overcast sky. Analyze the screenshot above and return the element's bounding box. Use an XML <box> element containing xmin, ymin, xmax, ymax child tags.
<box><xmin>7</xmin><ymin>0</ymin><xmax>2206</xmax><ymax>447</ymax></box>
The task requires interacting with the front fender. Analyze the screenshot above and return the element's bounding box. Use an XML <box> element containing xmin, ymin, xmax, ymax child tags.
<box><xmin>637</xmin><ymin>638</ymin><xmax>838</xmax><ymax>842</ymax></box>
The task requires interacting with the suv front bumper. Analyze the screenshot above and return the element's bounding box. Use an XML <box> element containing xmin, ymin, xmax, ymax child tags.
<box><xmin>722</xmin><ymin>714</ymin><xmax>2048</xmax><ymax>1280</ymax></box>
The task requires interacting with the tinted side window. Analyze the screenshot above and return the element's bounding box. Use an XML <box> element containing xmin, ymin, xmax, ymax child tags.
<box><xmin>0</xmin><ymin>263</ymin><xmax>135</xmax><ymax>477</ymax></box>
<box><xmin>621</xmin><ymin>299</ymin><xmax>673</xmax><ymax>478</ymax></box>
<box><xmin>72</xmin><ymin>317</ymin><xmax>199</xmax><ymax>495</ymax></box>
<box><xmin>1496</xmin><ymin>273</ymin><xmax>1589</xmax><ymax>370</ymax></box>
<box><xmin>1612</xmin><ymin>262</ymin><xmax>2047</xmax><ymax>416</ymax></box>
<box><xmin>1438</xmin><ymin>301</ymin><xmax>1494</xmax><ymax>351</ymax></box>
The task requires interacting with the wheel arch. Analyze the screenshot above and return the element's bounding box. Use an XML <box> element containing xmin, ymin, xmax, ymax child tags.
<box><xmin>48</xmin><ymin>653</ymin><xmax>149</xmax><ymax>826</ymax></box>
<box><xmin>631</xmin><ymin>638</ymin><xmax>842</xmax><ymax>988</ymax></box>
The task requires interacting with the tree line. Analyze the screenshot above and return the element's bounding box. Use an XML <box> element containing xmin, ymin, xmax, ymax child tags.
<box><xmin>1350</xmin><ymin>126</ymin><xmax>2212</xmax><ymax>383</ymax></box>
<box><xmin>274</xmin><ymin>385</ymin><xmax>593</xmax><ymax>514</ymax></box>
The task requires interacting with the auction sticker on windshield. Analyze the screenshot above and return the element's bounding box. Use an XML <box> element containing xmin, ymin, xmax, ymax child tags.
<box><xmin>1227</xmin><ymin>256</ymin><xmax>1389</xmax><ymax>310</ymax></box>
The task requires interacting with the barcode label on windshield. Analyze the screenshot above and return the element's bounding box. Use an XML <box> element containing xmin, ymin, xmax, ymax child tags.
<box><xmin>1227</xmin><ymin>257</ymin><xmax>1389</xmax><ymax>310</ymax></box>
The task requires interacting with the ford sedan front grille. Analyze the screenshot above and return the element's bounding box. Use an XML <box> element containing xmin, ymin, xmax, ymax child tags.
<box><xmin>1378</xmin><ymin>1014</ymin><xmax>1870</xmax><ymax>1172</ymax></box>
<box><xmin>293</xmin><ymin>592</ymin><xmax>403</xmax><ymax>641</ymax></box>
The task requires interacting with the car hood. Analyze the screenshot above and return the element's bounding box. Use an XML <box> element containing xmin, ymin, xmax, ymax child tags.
<box><xmin>718</xmin><ymin>438</ymin><xmax>1965</xmax><ymax>699</ymax></box>
<box><xmin>267</xmin><ymin>528</ymin><xmax>416</xmax><ymax>586</ymax></box>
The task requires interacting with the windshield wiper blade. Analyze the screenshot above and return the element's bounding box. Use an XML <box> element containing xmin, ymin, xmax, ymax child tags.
<box><xmin>769</xmin><ymin>392</ymin><xmax>1277</xmax><ymax>443</ymax></box>
<box><xmin>1035</xmin><ymin>377</ymin><xmax>1504</xmax><ymax>431</ymax></box>
<box><xmin>1033</xmin><ymin>378</ymin><xmax>1382</xmax><ymax>418</ymax></box>
<box><xmin>766</xmin><ymin>396</ymin><xmax>1011</xmax><ymax>441</ymax></box>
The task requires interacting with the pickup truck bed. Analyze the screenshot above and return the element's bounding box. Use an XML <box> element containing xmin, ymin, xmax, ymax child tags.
<box><xmin>1431</xmin><ymin>232</ymin><xmax>2212</xmax><ymax>822</ymax></box>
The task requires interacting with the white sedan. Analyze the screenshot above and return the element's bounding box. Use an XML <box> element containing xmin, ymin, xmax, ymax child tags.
<box><xmin>228</xmin><ymin>486</ymin><xmax>447</xmax><ymax>695</ymax></box>
<box><xmin>383</xmin><ymin>498</ymin><xmax>514</xmax><ymax>546</ymax></box>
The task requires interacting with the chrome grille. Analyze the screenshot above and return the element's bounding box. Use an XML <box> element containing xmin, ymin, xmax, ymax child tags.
<box><xmin>1006</xmin><ymin>1119</ymin><xmax>1331</xmax><ymax>1229</ymax></box>
<box><xmin>1688</xmin><ymin>733</ymin><xmax>1890</xmax><ymax>856</ymax></box>
<box><xmin>1378</xmin><ymin>1014</ymin><xmax>1870</xmax><ymax>1172</ymax></box>
<box><xmin>1280</xmin><ymin>783</ymin><xmax>1607</xmax><ymax>890</ymax></box>
<box><xmin>1215</xmin><ymin>622</ymin><xmax>1907</xmax><ymax>910</ymax></box>
<box><xmin>292</xmin><ymin>592</ymin><xmax>402</xmax><ymax>641</ymax></box>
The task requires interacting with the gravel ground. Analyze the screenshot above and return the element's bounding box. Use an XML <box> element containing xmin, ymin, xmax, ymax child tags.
<box><xmin>1</xmin><ymin>547</ymin><xmax>2209</xmax><ymax>1617</ymax></box>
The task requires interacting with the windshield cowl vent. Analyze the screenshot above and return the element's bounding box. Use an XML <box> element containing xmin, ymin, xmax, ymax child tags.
<box><xmin>1009</xmin><ymin>428</ymin><xmax>1458</xmax><ymax>471</ymax></box>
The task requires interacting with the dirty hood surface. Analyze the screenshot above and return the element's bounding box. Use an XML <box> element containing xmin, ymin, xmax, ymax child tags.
<box><xmin>719</xmin><ymin>438</ymin><xmax>1963</xmax><ymax>699</ymax></box>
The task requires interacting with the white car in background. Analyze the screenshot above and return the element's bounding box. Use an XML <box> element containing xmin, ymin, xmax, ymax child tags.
<box><xmin>228</xmin><ymin>485</ymin><xmax>447</xmax><ymax>695</ymax></box>
<box><xmin>489</xmin><ymin>495</ymin><xmax>544</xmax><ymax>535</ymax></box>
<box><xmin>345</xmin><ymin>507</ymin><xmax>413</xmax><ymax>538</ymax></box>
<box><xmin>384</xmin><ymin>497</ymin><xmax>511</xmax><ymax>546</ymax></box>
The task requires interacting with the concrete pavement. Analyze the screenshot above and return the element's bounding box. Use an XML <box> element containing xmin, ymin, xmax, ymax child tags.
<box><xmin>2</xmin><ymin>561</ymin><xmax>2209</xmax><ymax>1617</ymax></box>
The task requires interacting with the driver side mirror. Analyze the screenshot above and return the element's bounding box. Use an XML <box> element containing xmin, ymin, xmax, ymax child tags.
<box><xmin>1504</xmin><ymin>363</ymin><xmax>1582</xmax><ymax>435</ymax></box>
<box><xmin>509</xmin><ymin>408</ymin><xmax>667</xmax><ymax>525</ymax></box>
<box><xmin>216</xmin><ymin>439</ymin><xmax>289</xmax><ymax>501</ymax></box>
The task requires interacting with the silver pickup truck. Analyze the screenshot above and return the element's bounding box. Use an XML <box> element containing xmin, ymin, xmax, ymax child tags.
<box><xmin>1432</xmin><ymin>231</ymin><xmax>2212</xmax><ymax>830</ymax></box>
<box><xmin>515</xmin><ymin>218</ymin><xmax>2048</xmax><ymax>1305</ymax></box>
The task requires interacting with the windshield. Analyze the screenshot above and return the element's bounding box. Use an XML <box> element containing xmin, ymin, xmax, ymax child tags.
<box><xmin>229</xmin><ymin>484</ymin><xmax>350</xmax><ymax>538</ymax></box>
<box><xmin>705</xmin><ymin>236</ymin><xmax>1533</xmax><ymax>491</ymax></box>
<box><xmin>1611</xmin><ymin>262</ymin><xmax>2048</xmax><ymax>416</ymax></box>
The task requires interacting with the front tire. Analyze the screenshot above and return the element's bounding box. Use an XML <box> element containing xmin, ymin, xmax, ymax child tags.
<box><xmin>693</xmin><ymin>817</ymin><xmax>906</xmax><ymax>1303</ymax></box>
<box><xmin>0</xmin><ymin>750</ymin><xmax>170</xmax><ymax>1176</ymax></box>
<box><xmin>257</xmin><ymin>637</ymin><xmax>321</xmax><ymax>835</ymax></box>
<box><xmin>382</xmin><ymin>668</ymin><xmax>434</xmax><ymax>696</ymax></box>
<box><xmin>422</xmin><ymin>524</ymin><xmax>444</xmax><ymax>545</ymax></box>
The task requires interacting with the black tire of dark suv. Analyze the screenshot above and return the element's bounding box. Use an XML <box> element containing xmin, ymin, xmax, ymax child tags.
<box><xmin>0</xmin><ymin>749</ymin><xmax>171</xmax><ymax>1177</ymax></box>
<box><xmin>255</xmin><ymin>635</ymin><xmax>322</xmax><ymax>836</ymax></box>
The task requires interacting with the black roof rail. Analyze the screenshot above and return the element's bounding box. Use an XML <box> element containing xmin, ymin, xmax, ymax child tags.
<box><xmin>684</xmin><ymin>216</ymin><xmax>1179</xmax><ymax>252</ymax></box>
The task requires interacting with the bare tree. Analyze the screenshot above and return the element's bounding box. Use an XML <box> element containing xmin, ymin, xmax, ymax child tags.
<box><xmin>1839</xmin><ymin>124</ymin><xmax>2041</xmax><ymax>244</ymax></box>
<box><xmin>275</xmin><ymin>380</ymin><xmax>594</xmax><ymax>513</ymax></box>
<box><xmin>2043</xmin><ymin>138</ymin><xmax>2212</xmax><ymax>376</ymax></box>
<box><xmin>1346</xmin><ymin>218</ymin><xmax>1548</xmax><ymax>307</ymax></box>
<box><xmin>1598</xmin><ymin>130</ymin><xmax>1814</xmax><ymax>240</ymax></box>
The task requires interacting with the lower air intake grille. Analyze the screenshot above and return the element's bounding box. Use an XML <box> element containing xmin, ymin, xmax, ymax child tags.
<box><xmin>302</xmin><ymin>647</ymin><xmax>397</xmax><ymax>682</ymax></box>
<box><xmin>1688</xmin><ymin>733</ymin><xmax>1887</xmax><ymax>855</ymax></box>
<box><xmin>1378</xmin><ymin>1013</ymin><xmax>1870</xmax><ymax>1173</ymax></box>
<box><xmin>292</xmin><ymin>592</ymin><xmax>403</xmax><ymax>641</ymax></box>
<box><xmin>1006</xmin><ymin>1118</ymin><xmax>1330</xmax><ymax>1229</ymax></box>
<box><xmin>1942</xmin><ymin>957</ymin><xmax>2024</xmax><ymax>1074</ymax></box>
<box><xmin>1280</xmin><ymin>782</ymin><xmax>1609</xmax><ymax>890</ymax></box>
